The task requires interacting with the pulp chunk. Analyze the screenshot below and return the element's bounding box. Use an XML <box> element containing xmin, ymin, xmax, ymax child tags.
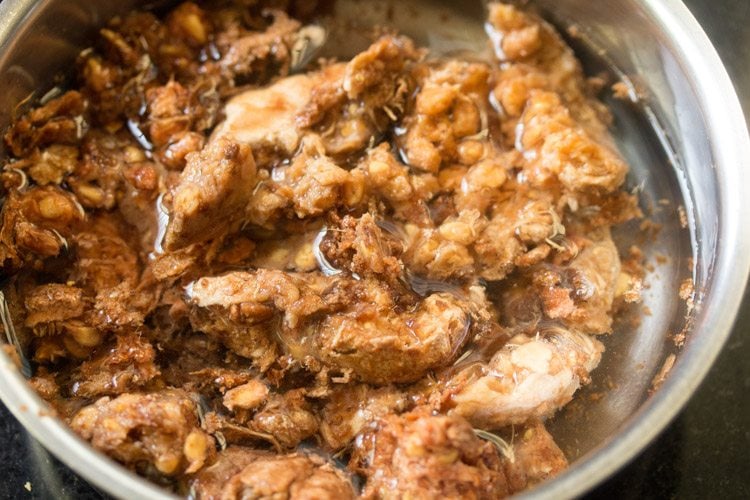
<box><xmin>212</xmin><ymin>73</ymin><xmax>316</xmax><ymax>157</ymax></box>
<box><xmin>445</xmin><ymin>328</ymin><xmax>603</xmax><ymax>428</ymax></box>
<box><xmin>191</xmin><ymin>448</ymin><xmax>355</xmax><ymax>500</ymax></box>
<box><xmin>351</xmin><ymin>411</ymin><xmax>510</xmax><ymax>499</ymax></box>
<box><xmin>70</xmin><ymin>390</ymin><xmax>213</xmax><ymax>476</ymax></box>
<box><xmin>505</xmin><ymin>420</ymin><xmax>569</xmax><ymax>492</ymax></box>
<box><xmin>164</xmin><ymin>137</ymin><xmax>256</xmax><ymax>250</ymax></box>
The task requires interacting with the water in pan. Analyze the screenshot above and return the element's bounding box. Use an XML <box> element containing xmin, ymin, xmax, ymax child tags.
<box><xmin>542</xmin><ymin>29</ymin><xmax>694</xmax><ymax>460</ymax></box>
<box><xmin>312</xmin><ymin>0</ymin><xmax>695</xmax><ymax>461</ymax></box>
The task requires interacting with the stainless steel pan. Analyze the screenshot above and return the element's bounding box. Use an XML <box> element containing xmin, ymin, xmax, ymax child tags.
<box><xmin>0</xmin><ymin>1</ymin><xmax>748</xmax><ymax>498</ymax></box>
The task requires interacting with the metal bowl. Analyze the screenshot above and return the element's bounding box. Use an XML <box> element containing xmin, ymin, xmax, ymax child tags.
<box><xmin>0</xmin><ymin>1</ymin><xmax>748</xmax><ymax>498</ymax></box>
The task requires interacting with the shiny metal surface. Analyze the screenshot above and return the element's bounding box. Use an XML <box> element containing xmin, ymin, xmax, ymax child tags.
<box><xmin>0</xmin><ymin>1</ymin><xmax>748</xmax><ymax>499</ymax></box>
<box><xmin>523</xmin><ymin>1</ymin><xmax>750</xmax><ymax>497</ymax></box>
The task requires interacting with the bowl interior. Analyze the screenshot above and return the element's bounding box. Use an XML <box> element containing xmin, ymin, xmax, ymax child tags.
<box><xmin>0</xmin><ymin>1</ymin><xmax>746</xmax><ymax>499</ymax></box>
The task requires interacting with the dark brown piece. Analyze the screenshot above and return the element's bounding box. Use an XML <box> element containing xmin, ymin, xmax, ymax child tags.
<box><xmin>164</xmin><ymin>137</ymin><xmax>256</xmax><ymax>250</ymax></box>
<box><xmin>70</xmin><ymin>390</ymin><xmax>214</xmax><ymax>476</ymax></box>
<box><xmin>351</xmin><ymin>411</ymin><xmax>510</xmax><ymax>499</ymax></box>
<box><xmin>0</xmin><ymin>186</ymin><xmax>83</xmax><ymax>273</ymax></box>
<box><xmin>70</xmin><ymin>332</ymin><xmax>160</xmax><ymax>398</ymax></box>
<box><xmin>250</xmin><ymin>389</ymin><xmax>318</xmax><ymax>449</ymax></box>
<box><xmin>191</xmin><ymin>447</ymin><xmax>355</xmax><ymax>500</ymax></box>
<box><xmin>505</xmin><ymin>420</ymin><xmax>569</xmax><ymax>492</ymax></box>
<box><xmin>4</xmin><ymin>91</ymin><xmax>86</xmax><ymax>157</ymax></box>
<box><xmin>320</xmin><ymin>384</ymin><xmax>408</xmax><ymax>450</ymax></box>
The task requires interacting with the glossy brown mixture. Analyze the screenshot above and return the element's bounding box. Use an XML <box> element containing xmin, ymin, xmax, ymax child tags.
<box><xmin>0</xmin><ymin>1</ymin><xmax>643</xmax><ymax>498</ymax></box>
